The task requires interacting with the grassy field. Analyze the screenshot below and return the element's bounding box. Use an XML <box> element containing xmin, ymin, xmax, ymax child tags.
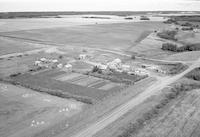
<box><xmin>0</xmin><ymin>22</ymin><xmax>168</xmax><ymax>51</ymax></box>
<box><xmin>0</xmin><ymin>83</ymin><xmax>83</xmax><ymax>137</ymax></box>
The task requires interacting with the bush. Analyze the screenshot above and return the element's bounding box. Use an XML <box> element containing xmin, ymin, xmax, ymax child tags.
<box><xmin>157</xmin><ymin>30</ymin><xmax>177</xmax><ymax>41</ymax></box>
<box><xmin>58</xmin><ymin>55</ymin><xmax>63</xmax><ymax>59</ymax></box>
<box><xmin>163</xmin><ymin>19</ymin><xmax>177</xmax><ymax>24</ymax></box>
<box><xmin>185</xmin><ymin>67</ymin><xmax>200</xmax><ymax>81</ymax></box>
<box><xmin>124</xmin><ymin>17</ymin><xmax>133</xmax><ymax>20</ymax></box>
<box><xmin>140</xmin><ymin>16</ymin><xmax>150</xmax><ymax>20</ymax></box>
<box><xmin>162</xmin><ymin>43</ymin><xmax>178</xmax><ymax>51</ymax></box>
<box><xmin>181</xmin><ymin>22</ymin><xmax>193</xmax><ymax>27</ymax></box>
<box><xmin>131</xmin><ymin>55</ymin><xmax>136</xmax><ymax>60</ymax></box>
<box><xmin>92</xmin><ymin>66</ymin><xmax>102</xmax><ymax>74</ymax></box>
<box><xmin>182</xmin><ymin>27</ymin><xmax>193</xmax><ymax>31</ymax></box>
<box><xmin>10</xmin><ymin>73</ymin><xmax>21</xmax><ymax>77</ymax></box>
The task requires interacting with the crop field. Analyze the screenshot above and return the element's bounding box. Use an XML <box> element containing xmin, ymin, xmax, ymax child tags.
<box><xmin>165</xmin><ymin>51</ymin><xmax>200</xmax><ymax>61</ymax></box>
<box><xmin>54</xmin><ymin>71</ymin><xmax>124</xmax><ymax>91</ymax></box>
<box><xmin>0</xmin><ymin>22</ymin><xmax>169</xmax><ymax>51</ymax></box>
<box><xmin>0</xmin><ymin>37</ymin><xmax>46</xmax><ymax>55</ymax></box>
<box><xmin>0</xmin><ymin>83</ymin><xmax>83</xmax><ymax>137</ymax></box>
<box><xmin>6</xmin><ymin>69</ymin><xmax>125</xmax><ymax>104</ymax></box>
<box><xmin>135</xmin><ymin>89</ymin><xmax>200</xmax><ymax>137</ymax></box>
<box><xmin>0</xmin><ymin>17</ymin><xmax>130</xmax><ymax>32</ymax></box>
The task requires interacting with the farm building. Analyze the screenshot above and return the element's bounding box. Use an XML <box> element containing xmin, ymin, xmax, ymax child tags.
<box><xmin>121</xmin><ymin>65</ymin><xmax>131</xmax><ymax>72</ymax></box>
<box><xmin>57</xmin><ymin>64</ymin><xmax>63</xmax><ymax>68</ymax></box>
<box><xmin>107</xmin><ymin>58</ymin><xmax>122</xmax><ymax>70</ymax></box>
<box><xmin>79</xmin><ymin>54</ymin><xmax>90</xmax><ymax>60</ymax></box>
<box><xmin>34</xmin><ymin>61</ymin><xmax>42</xmax><ymax>66</ymax></box>
<box><xmin>40</xmin><ymin>58</ymin><xmax>47</xmax><ymax>62</ymax></box>
<box><xmin>64</xmin><ymin>64</ymin><xmax>72</xmax><ymax>71</ymax></box>
<box><xmin>52</xmin><ymin>59</ymin><xmax>58</xmax><ymax>63</ymax></box>
<box><xmin>97</xmin><ymin>64</ymin><xmax>107</xmax><ymax>70</ymax></box>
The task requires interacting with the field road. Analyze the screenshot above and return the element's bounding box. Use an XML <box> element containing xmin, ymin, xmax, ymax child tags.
<box><xmin>64</xmin><ymin>57</ymin><xmax>200</xmax><ymax>137</ymax></box>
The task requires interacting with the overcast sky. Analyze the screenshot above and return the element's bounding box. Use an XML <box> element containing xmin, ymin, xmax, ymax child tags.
<box><xmin>0</xmin><ymin>0</ymin><xmax>200</xmax><ymax>12</ymax></box>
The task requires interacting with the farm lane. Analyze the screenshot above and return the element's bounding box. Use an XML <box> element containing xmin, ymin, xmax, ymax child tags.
<box><xmin>67</xmin><ymin>57</ymin><xmax>200</xmax><ymax>137</ymax></box>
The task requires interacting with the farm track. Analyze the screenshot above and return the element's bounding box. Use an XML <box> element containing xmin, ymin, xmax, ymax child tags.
<box><xmin>65</xmin><ymin>57</ymin><xmax>200</xmax><ymax>137</ymax></box>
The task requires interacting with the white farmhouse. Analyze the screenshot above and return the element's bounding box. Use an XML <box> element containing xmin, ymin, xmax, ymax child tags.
<box><xmin>40</xmin><ymin>58</ymin><xmax>47</xmax><ymax>62</ymax></box>
<box><xmin>57</xmin><ymin>63</ymin><xmax>63</xmax><ymax>68</ymax></box>
<box><xmin>97</xmin><ymin>64</ymin><xmax>107</xmax><ymax>70</ymax></box>
<box><xmin>79</xmin><ymin>54</ymin><xmax>88</xmax><ymax>60</ymax></box>
<box><xmin>65</xmin><ymin>64</ymin><xmax>72</xmax><ymax>70</ymax></box>
<box><xmin>34</xmin><ymin>61</ymin><xmax>41</xmax><ymax>66</ymax></box>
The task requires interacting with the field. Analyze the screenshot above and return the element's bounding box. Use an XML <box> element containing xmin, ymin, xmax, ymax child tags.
<box><xmin>129</xmin><ymin>32</ymin><xmax>173</xmax><ymax>58</ymax></box>
<box><xmin>165</xmin><ymin>51</ymin><xmax>200</xmax><ymax>61</ymax></box>
<box><xmin>175</xmin><ymin>31</ymin><xmax>200</xmax><ymax>44</ymax></box>
<box><xmin>0</xmin><ymin>37</ymin><xmax>46</xmax><ymax>55</ymax></box>
<box><xmin>5</xmin><ymin>69</ymin><xmax>126</xmax><ymax>104</ymax></box>
<box><xmin>0</xmin><ymin>82</ymin><xmax>83</xmax><ymax>137</ymax></box>
<box><xmin>0</xmin><ymin>21</ymin><xmax>169</xmax><ymax>51</ymax></box>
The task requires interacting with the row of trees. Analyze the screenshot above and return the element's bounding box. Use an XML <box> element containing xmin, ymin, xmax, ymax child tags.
<box><xmin>162</xmin><ymin>43</ymin><xmax>200</xmax><ymax>52</ymax></box>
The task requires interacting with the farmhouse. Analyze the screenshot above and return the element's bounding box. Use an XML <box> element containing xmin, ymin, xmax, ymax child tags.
<box><xmin>107</xmin><ymin>58</ymin><xmax>122</xmax><ymax>70</ymax></box>
<box><xmin>64</xmin><ymin>64</ymin><xmax>72</xmax><ymax>71</ymax></box>
<box><xmin>57</xmin><ymin>63</ymin><xmax>63</xmax><ymax>68</ymax></box>
<box><xmin>40</xmin><ymin>58</ymin><xmax>47</xmax><ymax>62</ymax></box>
<box><xmin>79</xmin><ymin>54</ymin><xmax>90</xmax><ymax>60</ymax></box>
<box><xmin>121</xmin><ymin>64</ymin><xmax>131</xmax><ymax>72</ymax></box>
<box><xmin>97</xmin><ymin>64</ymin><xmax>107</xmax><ymax>70</ymax></box>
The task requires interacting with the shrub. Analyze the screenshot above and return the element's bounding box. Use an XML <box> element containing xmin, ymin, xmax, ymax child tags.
<box><xmin>162</xmin><ymin>43</ymin><xmax>178</xmax><ymax>51</ymax></box>
<box><xmin>124</xmin><ymin>17</ymin><xmax>133</xmax><ymax>20</ymax></box>
<box><xmin>185</xmin><ymin>67</ymin><xmax>200</xmax><ymax>81</ymax></box>
<box><xmin>58</xmin><ymin>55</ymin><xmax>63</xmax><ymax>59</ymax></box>
<box><xmin>131</xmin><ymin>55</ymin><xmax>136</xmax><ymax>60</ymax></box>
<box><xmin>92</xmin><ymin>66</ymin><xmax>102</xmax><ymax>73</ymax></box>
<box><xmin>140</xmin><ymin>16</ymin><xmax>150</xmax><ymax>20</ymax></box>
<box><xmin>157</xmin><ymin>30</ymin><xmax>177</xmax><ymax>41</ymax></box>
<box><xmin>163</xmin><ymin>19</ymin><xmax>177</xmax><ymax>24</ymax></box>
<box><xmin>10</xmin><ymin>73</ymin><xmax>21</xmax><ymax>77</ymax></box>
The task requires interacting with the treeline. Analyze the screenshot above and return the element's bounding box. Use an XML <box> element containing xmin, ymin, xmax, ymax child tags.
<box><xmin>162</xmin><ymin>43</ymin><xmax>200</xmax><ymax>52</ymax></box>
<box><xmin>185</xmin><ymin>67</ymin><xmax>200</xmax><ymax>81</ymax></box>
<box><xmin>157</xmin><ymin>30</ymin><xmax>177</xmax><ymax>41</ymax></box>
<box><xmin>171</xmin><ymin>15</ymin><xmax>200</xmax><ymax>22</ymax></box>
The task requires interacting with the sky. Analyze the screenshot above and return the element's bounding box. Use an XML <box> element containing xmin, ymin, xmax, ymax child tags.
<box><xmin>0</xmin><ymin>0</ymin><xmax>200</xmax><ymax>12</ymax></box>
